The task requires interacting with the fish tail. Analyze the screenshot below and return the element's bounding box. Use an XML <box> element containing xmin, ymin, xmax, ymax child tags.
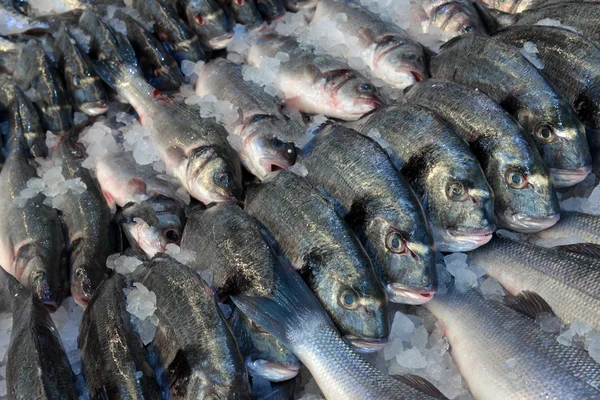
<box><xmin>473</xmin><ymin>2</ymin><xmax>516</xmax><ymax>33</ymax></box>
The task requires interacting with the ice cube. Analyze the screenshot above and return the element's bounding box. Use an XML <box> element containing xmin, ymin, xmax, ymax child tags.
<box><xmin>479</xmin><ymin>277</ymin><xmax>505</xmax><ymax>300</ymax></box>
<box><xmin>389</xmin><ymin>311</ymin><xmax>415</xmax><ymax>341</ymax></box>
<box><xmin>396</xmin><ymin>347</ymin><xmax>427</xmax><ymax>369</ymax></box>
<box><xmin>181</xmin><ymin>60</ymin><xmax>196</xmax><ymax>77</ymax></box>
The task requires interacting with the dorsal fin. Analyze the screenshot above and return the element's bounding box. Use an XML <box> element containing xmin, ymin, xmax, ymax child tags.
<box><xmin>504</xmin><ymin>290</ymin><xmax>555</xmax><ymax>319</ymax></box>
<box><xmin>393</xmin><ymin>374</ymin><xmax>449</xmax><ymax>400</ymax></box>
<box><xmin>555</xmin><ymin>243</ymin><xmax>600</xmax><ymax>259</ymax></box>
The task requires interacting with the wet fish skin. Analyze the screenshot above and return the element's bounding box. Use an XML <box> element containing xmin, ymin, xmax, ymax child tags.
<box><xmin>313</xmin><ymin>0</ymin><xmax>427</xmax><ymax>90</ymax></box>
<box><xmin>477</xmin><ymin>0</ymin><xmax>543</xmax><ymax>13</ymax></box>
<box><xmin>134</xmin><ymin>255</ymin><xmax>251</xmax><ymax>399</ymax></box>
<box><xmin>245</xmin><ymin>170</ymin><xmax>390</xmax><ymax>350</ymax></box>
<box><xmin>54</xmin><ymin>24</ymin><xmax>108</xmax><ymax>116</ymax></box>
<box><xmin>468</xmin><ymin>236</ymin><xmax>600</xmax><ymax>330</ymax></box>
<box><xmin>431</xmin><ymin>33</ymin><xmax>591</xmax><ymax>187</ymax></box>
<box><xmin>255</xmin><ymin>0</ymin><xmax>286</xmax><ymax>20</ymax></box>
<box><xmin>425</xmin><ymin>288</ymin><xmax>600</xmax><ymax>399</ymax></box>
<box><xmin>227</xmin><ymin>0</ymin><xmax>264</xmax><ymax>29</ymax></box>
<box><xmin>178</xmin><ymin>0</ymin><xmax>235</xmax><ymax>50</ymax></box>
<box><xmin>419</xmin><ymin>0</ymin><xmax>486</xmax><ymax>39</ymax></box>
<box><xmin>0</xmin><ymin>35</ymin><xmax>21</xmax><ymax>74</ymax></box>
<box><xmin>196</xmin><ymin>59</ymin><xmax>299</xmax><ymax>180</ymax></box>
<box><xmin>406</xmin><ymin>79</ymin><xmax>560</xmax><ymax>233</ymax></box>
<box><xmin>5</xmin><ymin>272</ymin><xmax>78</xmax><ymax>400</ymax></box>
<box><xmin>0</xmin><ymin>0</ymin><xmax>49</xmax><ymax>35</ymax></box>
<box><xmin>247</xmin><ymin>34</ymin><xmax>383</xmax><ymax>121</ymax></box>
<box><xmin>531</xmin><ymin>211</ymin><xmax>600</xmax><ymax>247</ymax></box>
<box><xmin>300</xmin><ymin>125</ymin><xmax>437</xmax><ymax>305</ymax></box>
<box><xmin>282</xmin><ymin>0</ymin><xmax>317</xmax><ymax>11</ymax></box>
<box><xmin>13</xmin><ymin>39</ymin><xmax>72</xmax><ymax>132</ymax></box>
<box><xmin>347</xmin><ymin>104</ymin><xmax>495</xmax><ymax>252</ymax></box>
<box><xmin>78</xmin><ymin>273</ymin><xmax>163</xmax><ymax>399</ymax></box>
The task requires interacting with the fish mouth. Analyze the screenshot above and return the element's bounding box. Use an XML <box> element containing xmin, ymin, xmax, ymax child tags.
<box><xmin>208</xmin><ymin>32</ymin><xmax>235</xmax><ymax>49</ymax></box>
<box><xmin>386</xmin><ymin>284</ymin><xmax>435</xmax><ymax>305</ymax></box>
<box><xmin>43</xmin><ymin>300</ymin><xmax>59</xmax><ymax>313</ymax></box>
<box><xmin>245</xmin><ymin>359</ymin><xmax>301</xmax><ymax>382</ymax></box>
<box><xmin>550</xmin><ymin>165</ymin><xmax>591</xmax><ymax>187</ymax></box>
<box><xmin>260</xmin><ymin>158</ymin><xmax>293</xmax><ymax>174</ymax></box>
<box><xmin>499</xmin><ymin>212</ymin><xmax>560</xmax><ymax>233</ymax></box>
<box><xmin>344</xmin><ymin>336</ymin><xmax>387</xmax><ymax>353</ymax></box>
<box><xmin>438</xmin><ymin>226</ymin><xmax>495</xmax><ymax>252</ymax></box>
<box><xmin>80</xmin><ymin>102</ymin><xmax>108</xmax><ymax>117</ymax></box>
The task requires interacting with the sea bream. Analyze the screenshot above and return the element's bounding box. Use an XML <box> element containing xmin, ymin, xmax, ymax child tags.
<box><xmin>300</xmin><ymin>125</ymin><xmax>437</xmax><ymax>304</ymax></box>
<box><xmin>247</xmin><ymin>33</ymin><xmax>383</xmax><ymax>121</ymax></box>
<box><xmin>417</xmin><ymin>0</ymin><xmax>486</xmax><ymax>39</ymax></box>
<box><xmin>405</xmin><ymin>79</ymin><xmax>560</xmax><ymax>233</ymax></box>
<box><xmin>312</xmin><ymin>0</ymin><xmax>427</xmax><ymax>89</ymax></box>
<box><xmin>196</xmin><ymin>58</ymin><xmax>301</xmax><ymax>180</ymax></box>
<box><xmin>92</xmin><ymin>34</ymin><xmax>244</xmax><ymax>205</ymax></box>
<box><xmin>347</xmin><ymin>104</ymin><xmax>495</xmax><ymax>252</ymax></box>
<box><xmin>431</xmin><ymin>34</ymin><xmax>591</xmax><ymax>187</ymax></box>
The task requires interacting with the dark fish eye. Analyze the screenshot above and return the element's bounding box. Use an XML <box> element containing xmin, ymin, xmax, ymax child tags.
<box><xmin>385</xmin><ymin>231</ymin><xmax>407</xmax><ymax>254</ymax></box>
<box><xmin>446</xmin><ymin>181</ymin><xmax>467</xmax><ymax>201</ymax></box>
<box><xmin>405</xmin><ymin>53</ymin><xmax>417</xmax><ymax>61</ymax></box>
<box><xmin>214</xmin><ymin>171</ymin><xmax>231</xmax><ymax>186</ymax></box>
<box><xmin>195</xmin><ymin>14</ymin><xmax>205</xmax><ymax>25</ymax></box>
<box><xmin>270</xmin><ymin>138</ymin><xmax>283</xmax><ymax>149</ymax></box>
<box><xmin>340</xmin><ymin>290</ymin><xmax>358</xmax><ymax>309</ymax></box>
<box><xmin>357</xmin><ymin>83</ymin><xmax>375</xmax><ymax>93</ymax></box>
<box><xmin>505</xmin><ymin>169</ymin><xmax>528</xmax><ymax>189</ymax></box>
<box><xmin>165</xmin><ymin>229</ymin><xmax>180</xmax><ymax>243</ymax></box>
<box><xmin>462</xmin><ymin>24</ymin><xmax>473</xmax><ymax>33</ymax></box>
<box><xmin>536</xmin><ymin>124</ymin><xmax>554</xmax><ymax>142</ymax></box>
<box><xmin>76</xmin><ymin>268</ymin><xmax>84</xmax><ymax>278</ymax></box>
<box><xmin>73</xmin><ymin>74</ymin><xmax>82</xmax><ymax>87</ymax></box>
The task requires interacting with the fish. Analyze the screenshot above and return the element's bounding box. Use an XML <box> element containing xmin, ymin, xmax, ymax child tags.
<box><xmin>12</xmin><ymin>39</ymin><xmax>72</xmax><ymax>132</ymax></box>
<box><xmin>468</xmin><ymin>236</ymin><xmax>600</xmax><ymax>330</ymax></box>
<box><xmin>0</xmin><ymin>79</ymin><xmax>67</xmax><ymax>311</ymax></box>
<box><xmin>431</xmin><ymin>34</ymin><xmax>591</xmax><ymax>187</ymax></box>
<box><xmin>0</xmin><ymin>0</ymin><xmax>49</xmax><ymax>35</ymax></box>
<box><xmin>531</xmin><ymin>211</ymin><xmax>600</xmax><ymax>249</ymax></box>
<box><xmin>312</xmin><ymin>0</ymin><xmax>427</xmax><ymax>90</ymax></box>
<box><xmin>176</xmin><ymin>0</ymin><xmax>235</xmax><ymax>50</ymax></box>
<box><xmin>95</xmin><ymin>151</ymin><xmax>187</xmax><ymax>258</ymax></box>
<box><xmin>476</xmin><ymin>0</ymin><xmax>546</xmax><ymax>13</ymax></box>
<box><xmin>245</xmin><ymin>170</ymin><xmax>389</xmax><ymax>351</ymax></box>
<box><xmin>54</xmin><ymin>24</ymin><xmax>108</xmax><ymax>116</ymax></box>
<box><xmin>405</xmin><ymin>79</ymin><xmax>560</xmax><ymax>233</ymax></box>
<box><xmin>253</xmin><ymin>377</ymin><xmax>297</xmax><ymax>400</ymax></box>
<box><xmin>255</xmin><ymin>0</ymin><xmax>286</xmax><ymax>20</ymax></box>
<box><xmin>494</xmin><ymin>25</ymin><xmax>600</xmax><ymax>175</ymax></box>
<box><xmin>114</xmin><ymin>9</ymin><xmax>184</xmax><ymax>92</ymax></box>
<box><xmin>300</xmin><ymin>125</ymin><xmax>437</xmax><ymax>304</ymax></box>
<box><xmin>418</xmin><ymin>0</ymin><xmax>486</xmax><ymax>39</ymax></box>
<box><xmin>232</xmin><ymin>258</ymin><xmax>444</xmax><ymax>400</ymax></box>
<box><xmin>133</xmin><ymin>0</ymin><xmax>205</xmax><ymax>65</ymax></box>
<box><xmin>4</xmin><ymin>270</ymin><xmax>78</xmax><ymax>400</ymax></box>
<box><xmin>92</xmin><ymin>36</ymin><xmax>244</xmax><ymax>205</ymax></box>
<box><xmin>51</xmin><ymin>131</ymin><xmax>118</xmax><ymax>306</ymax></box>
<box><xmin>347</xmin><ymin>104</ymin><xmax>495</xmax><ymax>252</ymax></box>
<box><xmin>78</xmin><ymin>273</ymin><xmax>163</xmax><ymax>399</ymax></box>
<box><xmin>79</xmin><ymin>9</ymin><xmax>134</xmax><ymax>62</ymax></box>
<box><xmin>282</xmin><ymin>0</ymin><xmax>317</xmax><ymax>11</ymax></box>
<box><xmin>133</xmin><ymin>254</ymin><xmax>251</xmax><ymax>399</ymax></box>
<box><xmin>227</xmin><ymin>0</ymin><xmax>264</xmax><ymax>29</ymax></box>
<box><xmin>425</xmin><ymin>288</ymin><xmax>600</xmax><ymax>399</ymax></box>
<box><xmin>247</xmin><ymin>34</ymin><xmax>383</xmax><ymax>121</ymax></box>
<box><xmin>196</xmin><ymin>59</ymin><xmax>300</xmax><ymax>180</ymax></box>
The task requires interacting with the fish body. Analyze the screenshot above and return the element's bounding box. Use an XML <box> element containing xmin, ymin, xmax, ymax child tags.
<box><xmin>300</xmin><ymin>125</ymin><xmax>436</xmax><ymax>304</ymax></box>
<box><xmin>347</xmin><ymin>104</ymin><xmax>495</xmax><ymax>252</ymax></box>
<box><xmin>468</xmin><ymin>236</ymin><xmax>600</xmax><ymax>330</ymax></box>
<box><xmin>313</xmin><ymin>0</ymin><xmax>427</xmax><ymax>89</ymax></box>
<box><xmin>405</xmin><ymin>79</ymin><xmax>560</xmax><ymax>232</ymax></box>
<box><xmin>431</xmin><ymin>34</ymin><xmax>591</xmax><ymax>187</ymax></box>
<box><xmin>247</xmin><ymin>34</ymin><xmax>383</xmax><ymax>121</ymax></box>
<box><xmin>196</xmin><ymin>59</ymin><xmax>299</xmax><ymax>180</ymax></box>
<box><xmin>282</xmin><ymin>0</ymin><xmax>317</xmax><ymax>11</ymax></box>
<box><xmin>245</xmin><ymin>170</ymin><xmax>389</xmax><ymax>351</ymax></box>
<box><xmin>419</xmin><ymin>0</ymin><xmax>486</xmax><ymax>39</ymax></box>
<box><xmin>78</xmin><ymin>273</ymin><xmax>163</xmax><ymax>399</ymax></box>
<box><xmin>426</xmin><ymin>289</ymin><xmax>600</xmax><ymax>399</ymax></box>
<box><xmin>0</xmin><ymin>0</ymin><xmax>49</xmax><ymax>35</ymax></box>
<box><xmin>477</xmin><ymin>0</ymin><xmax>543</xmax><ymax>13</ymax></box>
<box><xmin>531</xmin><ymin>211</ymin><xmax>600</xmax><ymax>248</ymax></box>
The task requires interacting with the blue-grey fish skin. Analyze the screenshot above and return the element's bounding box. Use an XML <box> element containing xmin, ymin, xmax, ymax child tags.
<box><xmin>533</xmin><ymin>211</ymin><xmax>600</xmax><ymax>248</ymax></box>
<box><xmin>431</xmin><ymin>34</ymin><xmax>591</xmax><ymax>187</ymax></box>
<box><xmin>419</xmin><ymin>0</ymin><xmax>486</xmax><ymax>39</ymax></box>
<box><xmin>255</xmin><ymin>0</ymin><xmax>285</xmax><ymax>20</ymax></box>
<box><xmin>228</xmin><ymin>0</ymin><xmax>264</xmax><ymax>29</ymax></box>
<box><xmin>179</xmin><ymin>0</ymin><xmax>235</xmax><ymax>50</ymax></box>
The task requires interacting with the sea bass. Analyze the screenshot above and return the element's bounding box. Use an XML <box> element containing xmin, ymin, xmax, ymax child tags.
<box><xmin>418</xmin><ymin>0</ymin><xmax>486</xmax><ymax>39</ymax></box>
<box><xmin>405</xmin><ymin>79</ymin><xmax>560</xmax><ymax>232</ymax></box>
<box><xmin>227</xmin><ymin>0</ymin><xmax>264</xmax><ymax>29</ymax></box>
<box><xmin>172</xmin><ymin>0</ymin><xmax>235</xmax><ymax>49</ymax></box>
<box><xmin>347</xmin><ymin>104</ymin><xmax>495</xmax><ymax>252</ymax></box>
<box><xmin>531</xmin><ymin>211</ymin><xmax>600</xmax><ymax>251</ymax></box>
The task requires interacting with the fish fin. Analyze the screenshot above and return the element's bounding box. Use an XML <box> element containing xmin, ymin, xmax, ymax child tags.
<box><xmin>90</xmin><ymin>28</ymin><xmax>139</xmax><ymax>92</ymax></box>
<box><xmin>554</xmin><ymin>243</ymin><xmax>600</xmax><ymax>259</ymax></box>
<box><xmin>232</xmin><ymin>259</ymin><xmax>331</xmax><ymax>349</ymax></box>
<box><xmin>393</xmin><ymin>375</ymin><xmax>449</xmax><ymax>400</ymax></box>
<box><xmin>472</xmin><ymin>2</ymin><xmax>515</xmax><ymax>33</ymax></box>
<box><xmin>168</xmin><ymin>349</ymin><xmax>192</xmax><ymax>397</ymax></box>
<box><xmin>504</xmin><ymin>290</ymin><xmax>555</xmax><ymax>319</ymax></box>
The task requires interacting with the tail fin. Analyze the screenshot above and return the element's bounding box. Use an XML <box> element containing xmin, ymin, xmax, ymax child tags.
<box><xmin>473</xmin><ymin>2</ymin><xmax>516</xmax><ymax>33</ymax></box>
<box><xmin>231</xmin><ymin>259</ymin><xmax>331</xmax><ymax>348</ymax></box>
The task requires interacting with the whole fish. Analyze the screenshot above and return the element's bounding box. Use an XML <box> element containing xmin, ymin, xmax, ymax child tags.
<box><xmin>468</xmin><ymin>236</ymin><xmax>600</xmax><ymax>330</ymax></box>
<box><xmin>418</xmin><ymin>0</ymin><xmax>486</xmax><ymax>39</ymax></box>
<box><xmin>0</xmin><ymin>80</ymin><xmax>67</xmax><ymax>311</ymax></box>
<box><xmin>431</xmin><ymin>34</ymin><xmax>591</xmax><ymax>187</ymax></box>
<box><xmin>300</xmin><ymin>125</ymin><xmax>436</xmax><ymax>304</ymax></box>
<box><xmin>405</xmin><ymin>79</ymin><xmax>560</xmax><ymax>233</ymax></box>
<box><xmin>13</xmin><ymin>39</ymin><xmax>72</xmax><ymax>132</ymax></box>
<box><xmin>174</xmin><ymin>0</ymin><xmax>235</xmax><ymax>50</ymax></box>
<box><xmin>4</xmin><ymin>271</ymin><xmax>78</xmax><ymax>400</ymax></box>
<box><xmin>426</xmin><ymin>288</ymin><xmax>600</xmax><ymax>399</ymax></box>
<box><xmin>133</xmin><ymin>0</ymin><xmax>205</xmax><ymax>65</ymax></box>
<box><xmin>347</xmin><ymin>104</ymin><xmax>495</xmax><ymax>252</ymax></box>
<box><xmin>313</xmin><ymin>0</ymin><xmax>427</xmax><ymax>90</ymax></box>
<box><xmin>494</xmin><ymin>25</ymin><xmax>600</xmax><ymax>173</ymax></box>
<box><xmin>51</xmin><ymin>132</ymin><xmax>118</xmax><ymax>306</ymax></box>
<box><xmin>54</xmin><ymin>24</ymin><xmax>108</xmax><ymax>116</ymax></box>
<box><xmin>531</xmin><ymin>211</ymin><xmax>600</xmax><ymax>249</ymax></box>
<box><xmin>232</xmin><ymin>259</ymin><xmax>443</xmax><ymax>400</ymax></box>
<box><xmin>255</xmin><ymin>0</ymin><xmax>285</xmax><ymax>20</ymax></box>
<box><xmin>227</xmin><ymin>0</ymin><xmax>264</xmax><ymax>29</ymax></box>
<box><xmin>93</xmin><ymin>38</ymin><xmax>244</xmax><ymax>205</ymax></box>
<box><xmin>245</xmin><ymin>170</ymin><xmax>389</xmax><ymax>351</ymax></box>
<box><xmin>133</xmin><ymin>255</ymin><xmax>251</xmax><ymax>399</ymax></box>
<box><xmin>283</xmin><ymin>0</ymin><xmax>317</xmax><ymax>11</ymax></box>
<box><xmin>247</xmin><ymin>34</ymin><xmax>383</xmax><ymax>121</ymax></box>
<box><xmin>196</xmin><ymin>59</ymin><xmax>300</xmax><ymax>180</ymax></box>
<box><xmin>114</xmin><ymin>9</ymin><xmax>184</xmax><ymax>92</ymax></box>
<box><xmin>0</xmin><ymin>0</ymin><xmax>49</xmax><ymax>35</ymax></box>
<box><xmin>79</xmin><ymin>273</ymin><xmax>163</xmax><ymax>399</ymax></box>
<box><xmin>95</xmin><ymin>151</ymin><xmax>186</xmax><ymax>258</ymax></box>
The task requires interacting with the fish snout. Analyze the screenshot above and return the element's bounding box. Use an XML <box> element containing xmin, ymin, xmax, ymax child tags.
<box><xmin>43</xmin><ymin>300</ymin><xmax>59</xmax><ymax>313</ymax></box>
<box><xmin>245</xmin><ymin>359</ymin><xmax>301</xmax><ymax>382</ymax></box>
<box><xmin>386</xmin><ymin>283</ymin><xmax>436</xmax><ymax>305</ymax></box>
<box><xmin>208</xmin><ymin>32</ymin><xmax>235</xmax><ymax>49</ymax></box>
<box><xmin>501</xmin><ymin>212</ymin><xmax>560</xmax><ymax>233</ymax></box>
<box><xmin>344</xmin><ymin>336</ymin><xmax>388</xmax><ymax>353</ymax></box>
<box><xmin>550</xmin><ymin>165</ymin><xmax>592</xmax><ymax>187</ymax></box>
<box><xmin>79</xmin><ymin>101</ymin><xmax>109</xmax><ymax>117</ymax></box>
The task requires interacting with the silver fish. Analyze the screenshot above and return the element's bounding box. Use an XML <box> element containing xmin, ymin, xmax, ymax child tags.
<box><xmin>418</xmin><ymin>0</ymin><xmax>486</xmax><ymax>39</ymax></box>
<box><xmin>531</xmin><ymin>211</ymin><xmax>600</xmax><ymax>249</ymax></box>
<box><xmin>227</xmin><ymin>0</ymin><xmax>264</xmax><ymax>29</ymax></box>
<box><xmin>0</xmin><ymin>0</ymin><xmax>49</xmax><ymax>35</ymax></box>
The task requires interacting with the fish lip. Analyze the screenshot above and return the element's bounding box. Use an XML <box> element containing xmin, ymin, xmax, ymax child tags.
<box><xmin>550</xmin><ymin>165</ymin><xmax>592</xmax><ymax>187</ymax></box>
<box><xmin>43</xmin><ymin>301</ymin><xmax>59</xmax><ymax>313</ymax></box>
<box><xmin>80</xmin><ymin>102</ymin><xmax>108</xmax><ymax>117</ymax></box>
<box><xmin>344</xmin><ymin>336</ymin><xmax>387</xmax><ymax>353</ymax></box>
<box><xmin>438</xmin><ymin>226</ymin><xmax>495</xmax><ymax>251</ymax></box>
<box><xmin>259</xmin><ymin>157</ymin><xmax>294</xmax><ymax>173</ymax></box>
<box><xmin>208</xmin><ymin>32</ymin><xmax>235</xmax><ymax>49</ymax></box>
<box><xmin>499</xmin><ymin>213</ymin><xmax>560</xmax><ymax>233</ymax></box>
<box><xmin>386</xmin><ymin>284</ymin><xmax>435</xmax><ymax>305</ymax></box>
<box><xmin>246</xmin><ymin>359</ymin><xmax>301</xmax><ymax>382</ymax></box>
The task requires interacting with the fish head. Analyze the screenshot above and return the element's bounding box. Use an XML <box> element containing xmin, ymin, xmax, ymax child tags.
<box><xmin>431</xmin><ymin>1</ymin><xmax>485</xmax><ymax>39</ymax></box>
<box><xmin>185</xmin><ymin>0</ymin><xmax>234</xmax><ymax>49</ymax></box>
<box><xmin>425</xmin><ymin>158</ymin><xmax>496</xmax><ymax>252</ymax></box>
<box><xmin>169</xmin><ymin>39</ymin><xmax>205</xmax><ymax>66</ymax></box>
<box><xmin>69</xmin><ymin>242</ymin><xmax>107</xmax><ymax>307</ymax></box>
<box><xmin>255</xmin><ymin>0</ymin><xmax>286</xmax><ymax>20</ymax></box>
<box><xmin>65</xmin><ymin>70</ymin><xmax>108</xmax><ymax>117</ymax></box>
<box><xmin>374</xmin><ymin>36</ymin><xmax>427</xmax><ymax>90</ymax></box>
<box><xmin>187</xmin><ymin>146</ymin><xmax>244</xmax><ymax>204</ymax></box>
<box><xmin>283</xmin><ymin>0</ymin><xmax>318</xmax><ymax>11</ymax></box>
<box><xmin>35</xmin><ymin>79</ymin><xmax>73</xmax><ymax>132</ymax></box>
<box><xmin>230</xmin><ymin>0</ymin><xmax>264</xmax><ymax>30</ymax></box>
<box><xmin>326</xmin><ymin>72</ymin><xmax>383</xmax><ymax>119</ymax></box>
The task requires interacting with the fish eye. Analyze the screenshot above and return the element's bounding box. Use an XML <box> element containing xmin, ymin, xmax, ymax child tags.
<box><xmin>461</xmin><ymin>24</ymin><xmax>474</xmax><ymax>33</ymax></box>
<box><xmin>73</xmin><ymin>74</ymin><xmax>82</xmax><ymax>87</ymax></box>
<box><xmin>385</xmin><ymin>231</ymin><xmax>407</xmax><ymax>254</ymax></box>
<box><xmin>75</xmin><ymin>268</ymin><xmax>84</xmax><ymax>278</ymax></box>
<box><xmin>357</xmin><ymin>83</ymin><xmax>375</xmax><ymax>93</ymax></box>
<box><xmin>214</xmin><ymin>171</ymin><xmax>231</xmax><ymax>186</ymax></box>
<box><xmin>505</xmin><ymin>169</ymin><xmax>528</xmax><ymax>189</ymax></box>
<box><xmin>165</xmin><ymin>229</ymin><xmax>180</xmax><ymax>243</ymax></box>
<box><xmin>446</xmin><ymin>181</ymin><xmax>467</xmax><ymax>201</ymax></box>
<box><xmin>536</xmin><ymin>124</ymin><xmax>554</xmax><ymax>143</ymax></box>
<box><xmin>405</xmin><ymin>53</ymin><xmax>418</xmax><ymax>61</ymax></box>
<box><xmin>195</xmin><ymin>14</ymin><xmax>205</xmax><ymax>25</ymax></box>
<box><xmin>270</xmin><ymin>138</ymin><xmax>284</xmax><ymax>149</ymax></box>
<box><xmin>340</xmin><ymin>290</ymin><xmax>358</xmax><ymax>309</ymax></box>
